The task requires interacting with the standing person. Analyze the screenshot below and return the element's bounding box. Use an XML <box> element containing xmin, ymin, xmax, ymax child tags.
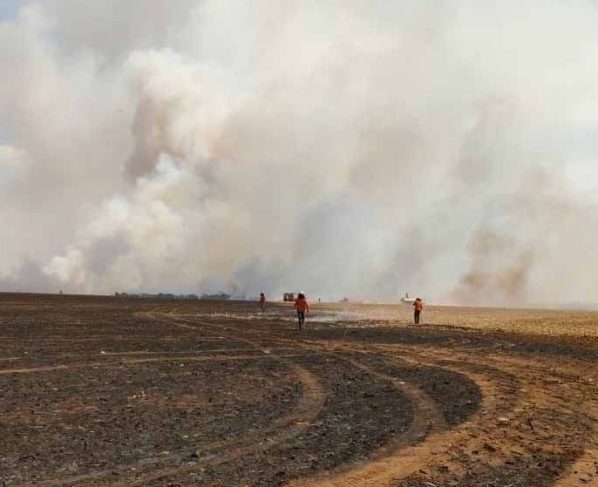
<box><xmin>259</xmin><ymin>293</ymin><xmax>266</xmax><ymax>312</ymax></box>
<box><xmin>294</xmin><ymin>293</ymin><xmax>309</xmax><ymax>330</ymax></box>
<box><xmin>413</xmin><ymin>297</ymin><xmax>423</xmax><ymax>324</ymax></box>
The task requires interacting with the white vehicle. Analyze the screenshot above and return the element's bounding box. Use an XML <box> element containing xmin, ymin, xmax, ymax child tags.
<box><xmin>400</xmin><ymin>292</ymin><xmax>415</xmax><ymax>305</ymax></box>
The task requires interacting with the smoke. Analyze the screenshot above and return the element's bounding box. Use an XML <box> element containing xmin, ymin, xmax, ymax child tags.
<box><xmin>2</xmin><ymin>0</ymin><xmax>598</xmax><ymax>305</ymax></box>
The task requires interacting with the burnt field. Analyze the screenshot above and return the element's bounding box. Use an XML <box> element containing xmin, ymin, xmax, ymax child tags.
<box><xmin>0</xmin><ymin>294</ymin><xmax>597</xmax><ymax>487</ymax></box>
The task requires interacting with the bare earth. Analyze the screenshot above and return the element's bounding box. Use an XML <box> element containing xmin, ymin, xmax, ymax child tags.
<box><xmin>0</xmin><ymin>294</ymin><xmax>597</xmax><ymax>486</ymax></box>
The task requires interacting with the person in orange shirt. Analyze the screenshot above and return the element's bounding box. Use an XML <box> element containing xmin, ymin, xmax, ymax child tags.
<box><xmin>413</xmin><ymin>297</ymin><xmax>423</xmax><ymax>324</ymax></box>
<box><xmin>294</xmin><ymin>293</ymin><xmax>309</xmax><ymax>330</ymax></box>
<box><xmin>259</xmin><ymin>293</ymin><xmax>266</xmax><ymax>312</ymax></box>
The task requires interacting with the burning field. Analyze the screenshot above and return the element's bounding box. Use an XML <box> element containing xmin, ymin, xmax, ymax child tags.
<box><xmin>0</xmin><ymin>294</ymin><xmax>597</xmax><ymax>486</ymax></box>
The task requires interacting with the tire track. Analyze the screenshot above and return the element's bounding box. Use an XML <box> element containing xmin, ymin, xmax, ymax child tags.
<box><xmin>13</xmin><ymin>311</ymin><xmax>324</xmax><ymax>487</ymax></box>
<box><xmin>93</xmin><ymin>311</ymin><xmax>328</xmax><ymax>487</ymax></box>
<box><xmin>367</xmin><ymin>343</ymin><xmax>597</xmax><ymax>486</ymax></box>
<box><xmin>158</xmin><ymin>312</ymin><xmax>490</xmax><ymax>487</ymax></box>
<box><xmin>19</xmin><ymin>306</ymin><xmax>596</xmax><ymax>487</ymax></box>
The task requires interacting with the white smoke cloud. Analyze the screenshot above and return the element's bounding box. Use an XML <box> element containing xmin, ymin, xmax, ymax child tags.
<box><xmin>2</xmin><ymin>0</ymin><xmax>598</xmax><ymax>305</ymax></box>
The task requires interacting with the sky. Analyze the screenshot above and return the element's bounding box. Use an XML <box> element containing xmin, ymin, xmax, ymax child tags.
<box><xmin>0</xmin><ymin>0</ymin><xmax>20</xmax><ymax>21</ymax></box>
<box><xmin>1</xmin><ymin>1</ymin><xmax>598</xmax><ymax>306</ymax></box>
<box><xmin>0</xmin><ymin>0</ymin><xmax>20</xmax><ymax>142</ymax></box>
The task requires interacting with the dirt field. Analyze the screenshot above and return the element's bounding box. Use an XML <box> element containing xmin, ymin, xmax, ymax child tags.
<box><xmin>1</xmin><ymin>294</ymin><xmax>597</xmax><ymax>487</ymax></box>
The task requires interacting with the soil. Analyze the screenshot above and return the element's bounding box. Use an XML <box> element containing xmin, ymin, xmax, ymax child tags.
<box><xmin>0</xmin><ymin>294</ymin><xmax>597</xmax><ymax>486</ymax></box>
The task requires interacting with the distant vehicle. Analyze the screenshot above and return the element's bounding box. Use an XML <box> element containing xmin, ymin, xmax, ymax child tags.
<box><xmin>283</xmin><ymin>293</ymin><xmax>296</xmax><ymax>302</ymax></box>
<box><xmin>401</xmin><ymin>292</ymin><xmax>416</xmax><ymax>305</ymax></box>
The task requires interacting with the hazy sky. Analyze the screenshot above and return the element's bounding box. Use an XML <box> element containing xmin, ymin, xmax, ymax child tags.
<box><xmin>0</xmin><ymin>0</ymin><xmax>19</xmax><ymax>142</ymax></box>
<box><xmin>0</xmin><ymin>0</ymin><xmax>20</xmax><ymax>20</ymax></box>
<box><xmin>2</xmin><ymin>1</ymin><xmax>598</xmax><ymax>305</ymax></box>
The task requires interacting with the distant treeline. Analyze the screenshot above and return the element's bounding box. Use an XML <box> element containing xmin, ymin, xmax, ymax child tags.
<box><xmin>114</xmin><ymin>292</ymin><xmax>234</xmax><ymax>300</ymax></box>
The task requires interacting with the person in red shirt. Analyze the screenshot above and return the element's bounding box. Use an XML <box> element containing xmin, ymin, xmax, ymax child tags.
<box><xmin>259</xmin><ymin>293</ymin><xmax>266</xmax><ymax>312</ymax></box>
<box><xmin>294</xmin><ymin>293</ymin><xmax>309</xmax><ymax>330</ymax></box>
<box><xmin>413</xmin><ymin>297</ymin><xmax>423</xmax><ymax>324</ymax></box>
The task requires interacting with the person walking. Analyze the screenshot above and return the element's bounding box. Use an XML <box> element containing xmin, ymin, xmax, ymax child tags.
<box><xmin>294</xmin><ymin>293</ymin><xmax>309</xmax><ymax>330</ymax></box>
<box><xmin>413</xmin><ymin>297</ymin><xmax>423</xmax><ymax>324</ymax></box>
<box><xmin>259</xmin><ymin>293</ymin><xmax>266</xmax><ymax>312</ymax></box>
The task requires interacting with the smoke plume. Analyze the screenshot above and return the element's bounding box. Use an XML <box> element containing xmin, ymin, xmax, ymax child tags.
<box><xmin>2</xmin><ymin>0</ymin><xmax>598</xmax><ymax>305</ymax></box>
